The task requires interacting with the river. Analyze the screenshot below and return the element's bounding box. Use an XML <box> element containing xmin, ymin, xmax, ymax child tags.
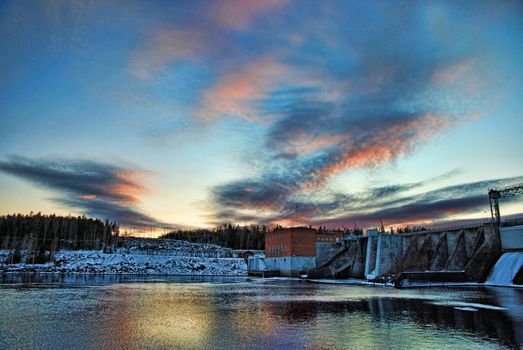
<box><xmin>1</xmin><ymin>274</ymin><xmax>522</xmax><ymax>349</ymax></box>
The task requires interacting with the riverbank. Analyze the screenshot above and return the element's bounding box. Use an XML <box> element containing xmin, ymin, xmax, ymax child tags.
<box><xmin>1</xmin><ymin>250</ymin><xmax>246</xmax><ymax>275</ymax></box>
<box><xmin>0</xmin><ymin>239</ymin><xmax>248</xmax><ymax>275</ymax></box>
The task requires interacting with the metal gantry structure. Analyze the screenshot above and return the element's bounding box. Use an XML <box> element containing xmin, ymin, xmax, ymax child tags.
<box><xmin>488</xmin><ymin>183</ymin><xmax>523</xmax><ymax>227</ymax></box>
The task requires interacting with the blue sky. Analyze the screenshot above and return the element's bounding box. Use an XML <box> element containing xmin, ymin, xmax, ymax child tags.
<box><xmin>1</xmin><ymin>0</ymin><xmax>522</xmax><ymax>230</ymax></box>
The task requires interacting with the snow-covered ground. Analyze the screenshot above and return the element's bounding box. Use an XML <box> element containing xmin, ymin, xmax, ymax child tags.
<box><xmin>0</xmin><ymin>239</ymin><xmax>247</xmax><ymax>275</ymax></box>
<box><xmin>118</xmin><ymin>237</ymin><xmax>235</xmax><ymax>258</ymax></box>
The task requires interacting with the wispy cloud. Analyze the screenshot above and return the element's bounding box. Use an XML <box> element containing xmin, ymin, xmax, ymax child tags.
<box><xmin>0</xmin><ymin>156</ymin><xmax>170</xmax><ymax>228</ymax></box>
<box><xmin>211</xmin><ymin>0</ymin><xmax>288</xmax><ymax>29</ymax></box>
<box><xmin>128</xmin><ymin>1</ymin><xmax>288</xmax><ymax>80</ymax></box>
<box><xmin>195</xmin><ymin>57</ymin><xmax>287</xmax><ymax>122</ymax></box>
<box><xmin>129</xmin><ymin>28</ymin><xmax>209</xmax><ymax>80</ymax></box>
<box><xmin>202</xmin><ymin>1</ymin><xmax>503</xmax><ymax>225</ymax></box>
<box><xmin>312</xmin><ymin>176</ymin><xmax>523</xmax><ymax>228</ymax></box>
<box><xmin>211</xmin><ymin>174</ymin><xmax>522</xmax><ymax>227</ymax></box>
<box><xmin>122</xmin><ymin>1</ymin><xmax>515</xmax><ymax>227</ymax></box>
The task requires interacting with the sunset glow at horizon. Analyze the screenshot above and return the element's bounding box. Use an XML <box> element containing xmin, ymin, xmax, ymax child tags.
<box><xmin>1</xmin><ymin>1</ymin><xmax>523</xmax><ymax>233</ymax></box>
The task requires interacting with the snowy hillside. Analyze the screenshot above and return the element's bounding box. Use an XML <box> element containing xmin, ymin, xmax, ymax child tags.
<box><xmin>0</xmin><ymin>239</ymin><xmax>247</xmax><ymax>275</ymax></box>
<box><xmin>118</xmin><ymin>237</ymin><xmax>235</xmax><ymax>257</ymax></box>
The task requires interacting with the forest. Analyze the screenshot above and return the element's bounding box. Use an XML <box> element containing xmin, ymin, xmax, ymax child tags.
<box><xmin>161</xmin><ymin>224</ymin><xmax>269</xmax><ymax>250</ymax></box>
<box><xmin>0</xmin><ymin>213</ymin><xmax>118</xmax><ymax>263</ymax></box>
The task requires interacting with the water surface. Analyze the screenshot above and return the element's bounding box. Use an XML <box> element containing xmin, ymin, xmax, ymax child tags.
<box><xmin>1</xmin><ymin>274</ymin><xmax>522</xmax><ymax>349</ymax></box>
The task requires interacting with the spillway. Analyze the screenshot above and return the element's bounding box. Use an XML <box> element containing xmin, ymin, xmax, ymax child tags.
<box><xmin>486</xmin><ymin>252</ymin><xmax>523</xmax><ymax>287</ymax></box>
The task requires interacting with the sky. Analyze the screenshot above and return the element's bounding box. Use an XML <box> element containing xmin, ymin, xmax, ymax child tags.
<box><xmin>1</xmin><ymin>0</ymin><xmax>523</xmax><ymax>232</ymax></box>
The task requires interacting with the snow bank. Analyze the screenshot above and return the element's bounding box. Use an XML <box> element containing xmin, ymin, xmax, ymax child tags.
<box><xmin>119</xmin><ymin>237</ymin><xmax>235</xmax><ymax>258</ymax></box>
<box><xmin>0</xmin><ymin>243</ymin><xmax>247</xmax><ymax>276</ymax></box>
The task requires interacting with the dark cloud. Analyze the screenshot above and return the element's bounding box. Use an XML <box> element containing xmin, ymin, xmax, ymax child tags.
<box><xmin>367</xmin><ymin>184</ymin><xmax>420</xmax><ymax>200</ymax></box>
<box><xmin>315</xmin><ymin>195</ymin><xmax>488</xmax><ymax>228</ymax></box>
<box><xmin>307</xmin><ymin>176</ymin><xmax>523</xmax><ymax>228</ymax></box>
<box><xmin>0</xmin><ymin>155</ymin><xmax>170</xmax><ymax>228</ymax></box>
<box><xmin>211</xmin><ymin>172</ymin><xmax>522</xmax><ymax>227</ymax></box>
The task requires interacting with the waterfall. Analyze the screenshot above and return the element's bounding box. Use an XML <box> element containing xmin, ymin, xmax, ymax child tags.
<box><xmin>486</xmin><ymin>252</ymin><xmax>523</xmax><ymax>286</ymax></box>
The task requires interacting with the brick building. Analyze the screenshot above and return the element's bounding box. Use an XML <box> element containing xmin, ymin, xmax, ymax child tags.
<box><xmin>264</xmin><ymin>228</ymin><xmax>344</xmax><ymax>276</ymax></box>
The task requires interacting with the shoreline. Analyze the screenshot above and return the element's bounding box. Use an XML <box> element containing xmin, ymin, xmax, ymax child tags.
<box><xmin>3</xmin><ymin>271</ymin><xmax>523</xmax><ymax>289</ymax></box>
<box><xmin>0</xmin><ymin>271</ymin><xmax>249</xmax><ymax>277</ymax></box>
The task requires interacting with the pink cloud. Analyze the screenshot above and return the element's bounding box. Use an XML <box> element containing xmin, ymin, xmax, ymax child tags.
<box><xmin>104</xmin><ymin>169</ymin><xmax>149</xmax><ymax>204</ymax></box>
<box><xmin>276</xmin><ymin>132</ymin><xmax>350</xmax><ymax>157</ymax></box>
<box><xmin>304</xmin><ymin>114</ymin><xmax>451</xmax><ymax>190</ymax></box>
<box><xmin>129</xmin><ymin>28</ymin><xmax>207</xmax><ymax>79</ymax></box>
<box><xmin>195</xmin><ymin>56</ymin><xmax>287</xmax><ymax>122</ymax></box>
<box><xmin>128</xmin><ymin>1</ymin><xmax>288</xmax><ymax>80</ymax></box>
<box><xmin>432</xmin><ymin>57</ymin><xmax>477</xmax><ymax>86</ymax></box>
<box><xmin>211</xmin><ymin>0</ymin><xmax>288</xmax><ymax>29</ymax></box>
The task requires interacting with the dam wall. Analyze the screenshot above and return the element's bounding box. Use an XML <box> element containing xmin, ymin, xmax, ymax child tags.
<box><xmin>394</xmin><ymin>224</ymin><xmax>501</xmax><ymax>283</ymax></box>
<box><xmin>365</xmin><ymin>231</ymin><xmax>403</xmax><ymax>279</ymax></box>
<box><xmin>316</xmin><ymin>241</ymin><xmax>344</xmax><ymax>267</ymax></box>
<box><xmin>309</xmin><ymin>223</ymin><xmax>504</xmax><ymax>283</ymax></box>
<box><xmin>308</xmin><ymin>237</ymin><xmax>367</xmax><ymax>279</ymax></box>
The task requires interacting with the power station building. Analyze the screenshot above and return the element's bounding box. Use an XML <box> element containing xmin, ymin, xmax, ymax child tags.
<box><xmin>263</xmin><ymin>227</ymin><xmax>344</xmax><ymax>276</ymax></box>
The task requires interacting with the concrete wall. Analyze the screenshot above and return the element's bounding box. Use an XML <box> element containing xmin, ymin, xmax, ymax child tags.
<box><xmin>364</xmin><ymin>232</ymin><xmax>379</xmax><ymax>278</ymax></box>
<box><xmin>310</xmin><ymin>222</ymin><xmax>508</xmax><ymax>283</ymax></box>
<box><xmin>359</xmin><ymin>224</ymin><xmax>502</xmax><ymax>282</ymax></box>
<box><xmin>377</xmin><ymin>234</ymin><xmax>403</xmax><ymax>276</ymax></box>
<box><xmin>291</xmin><ymin>257</ymin><xmax>316</xmax><ymax>275</ymax></box>
<box><xmin>308</xmin><ymin>237</ymin><xmax>367</xmax><ymax>279</ymax></box>
<box><xmin>314</xmin><ymin>225</ymin><xmax>495</xmax><ymax>281</ymax></box>
<box><xmin>265</xmin><ymin>256</ymin><xmax>315</xmax><ymax>276</ymax></box>
<box><xmin>365</xmin><ymin>233</ymin><xmax>403</xmax><ymax>279</ymax></box>
<box><xmin>316</xmin><ymin>242</ymin><xmax>343</xmax><ymax>267</ymax></box>
<box><xmin>247</xmin><ymin>256</ymin><xmax>266</xmax><ymax>271</ymax></box>
<box><xmin>500</xmin><ymin>225</ymin><xmax>523</xmax><ymax>251</ymax></box>
<box><xmin>265</xmin><ymin>256</ymin><xmax>291</xmax><ymax>274</ymax></box>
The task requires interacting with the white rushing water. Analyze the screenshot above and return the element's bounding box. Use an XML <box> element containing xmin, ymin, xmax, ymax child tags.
<box><xmin>486</xmin><ymin>252</ymin><xmax>523</xmax><ymax>286</ymax></box>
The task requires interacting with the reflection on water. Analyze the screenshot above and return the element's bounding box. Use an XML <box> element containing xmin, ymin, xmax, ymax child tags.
<box><xmin>0</xmin><ymin>274</ymin><xmax>521</xmax><ymax>349</ymax></box>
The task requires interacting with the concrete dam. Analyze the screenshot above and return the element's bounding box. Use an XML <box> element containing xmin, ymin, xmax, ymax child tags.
<box><xmin>308</xmin><ymin>221</ymin><xmax>523</xmax><ymax>287</ymax></box>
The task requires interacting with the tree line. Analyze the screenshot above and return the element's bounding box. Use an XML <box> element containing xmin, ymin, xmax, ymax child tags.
<box><xmin>1</xmin><ymin>212</ymin><xmax>118</xmax><ymax>263</ymax></box>
<box><xmin>161</xmin><ymin>224</ymin><xmax>269</xmax><ymax>250</ymax></box>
